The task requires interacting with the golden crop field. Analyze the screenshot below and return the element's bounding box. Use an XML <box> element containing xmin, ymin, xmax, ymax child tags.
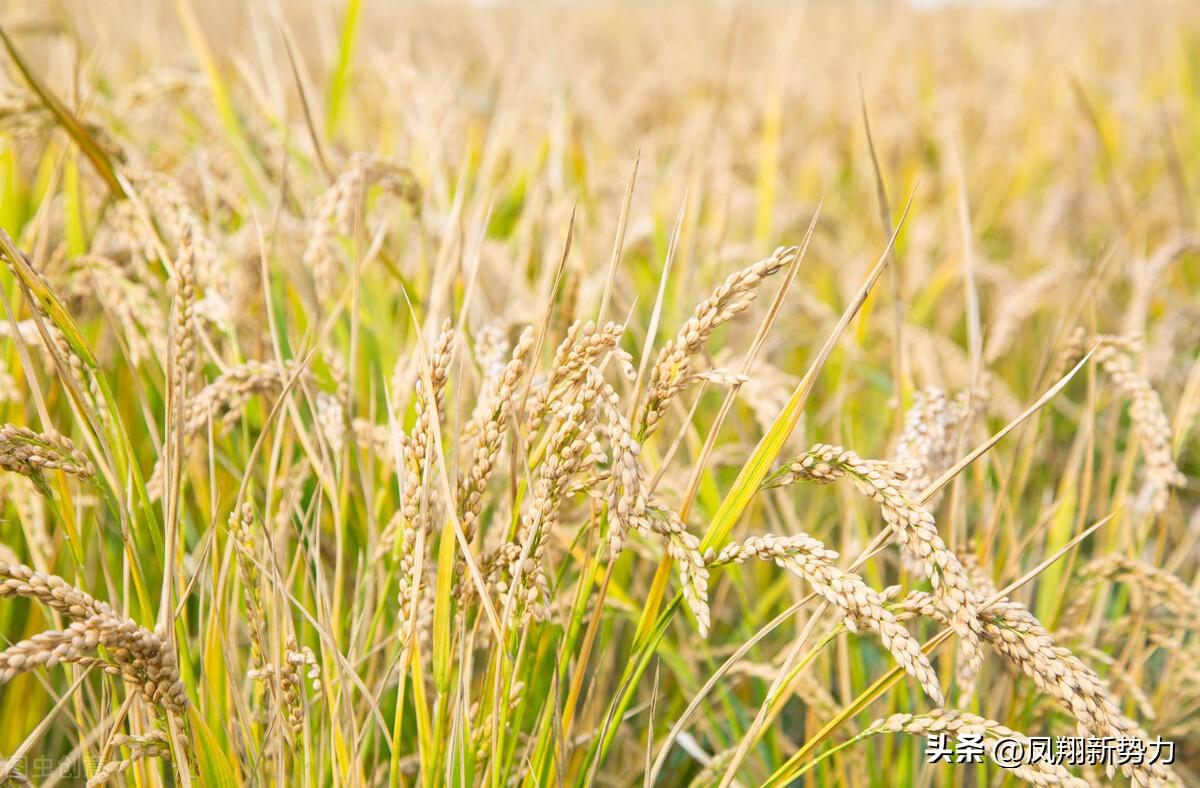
<box><xmin>0</xmin><ymin>0</ymin><xmax>1196</xmax><ymax>785</ymax></box>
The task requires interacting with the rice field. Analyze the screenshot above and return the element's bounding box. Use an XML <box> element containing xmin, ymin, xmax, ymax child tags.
<box><xmin>0</xmin><ymin>0</ymin><xmax>1197</xmax><ymax>785</ymax></box>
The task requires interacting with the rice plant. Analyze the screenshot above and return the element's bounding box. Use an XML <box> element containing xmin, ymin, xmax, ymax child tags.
<box><xmin>0</xmin><ymin>1</ymin><xmax>1195</xmax><ymax>786</ymax></box>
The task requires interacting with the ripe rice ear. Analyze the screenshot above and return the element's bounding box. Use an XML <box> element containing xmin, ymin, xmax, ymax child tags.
<box><xmin>768</xmin><ymin>443</ymin><xmax>985</xmax><ymax>685</ymax></box>
<box><xmin>637</xmin><ymin>246</ymin><xmax>799</xmax><ymax>440</ymax></box>
<box><xmin>895</xmin><ymin>580</ymin><xmax>1179</xmax><ymax>786</ymax></box>
<box><xmin>713</xmin><ymin>533</ymin><xmax>942</xmax><ymax>704</ymax></box>
<box><xmin>0</xmin><ymin>561</ymin><xmax>189</xmax><ymax>716</ymax></box>
<box><xmin>1063</xmin><ymin>330</ymin><xmax>1185</xmax><ymax>514</ymax></box>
